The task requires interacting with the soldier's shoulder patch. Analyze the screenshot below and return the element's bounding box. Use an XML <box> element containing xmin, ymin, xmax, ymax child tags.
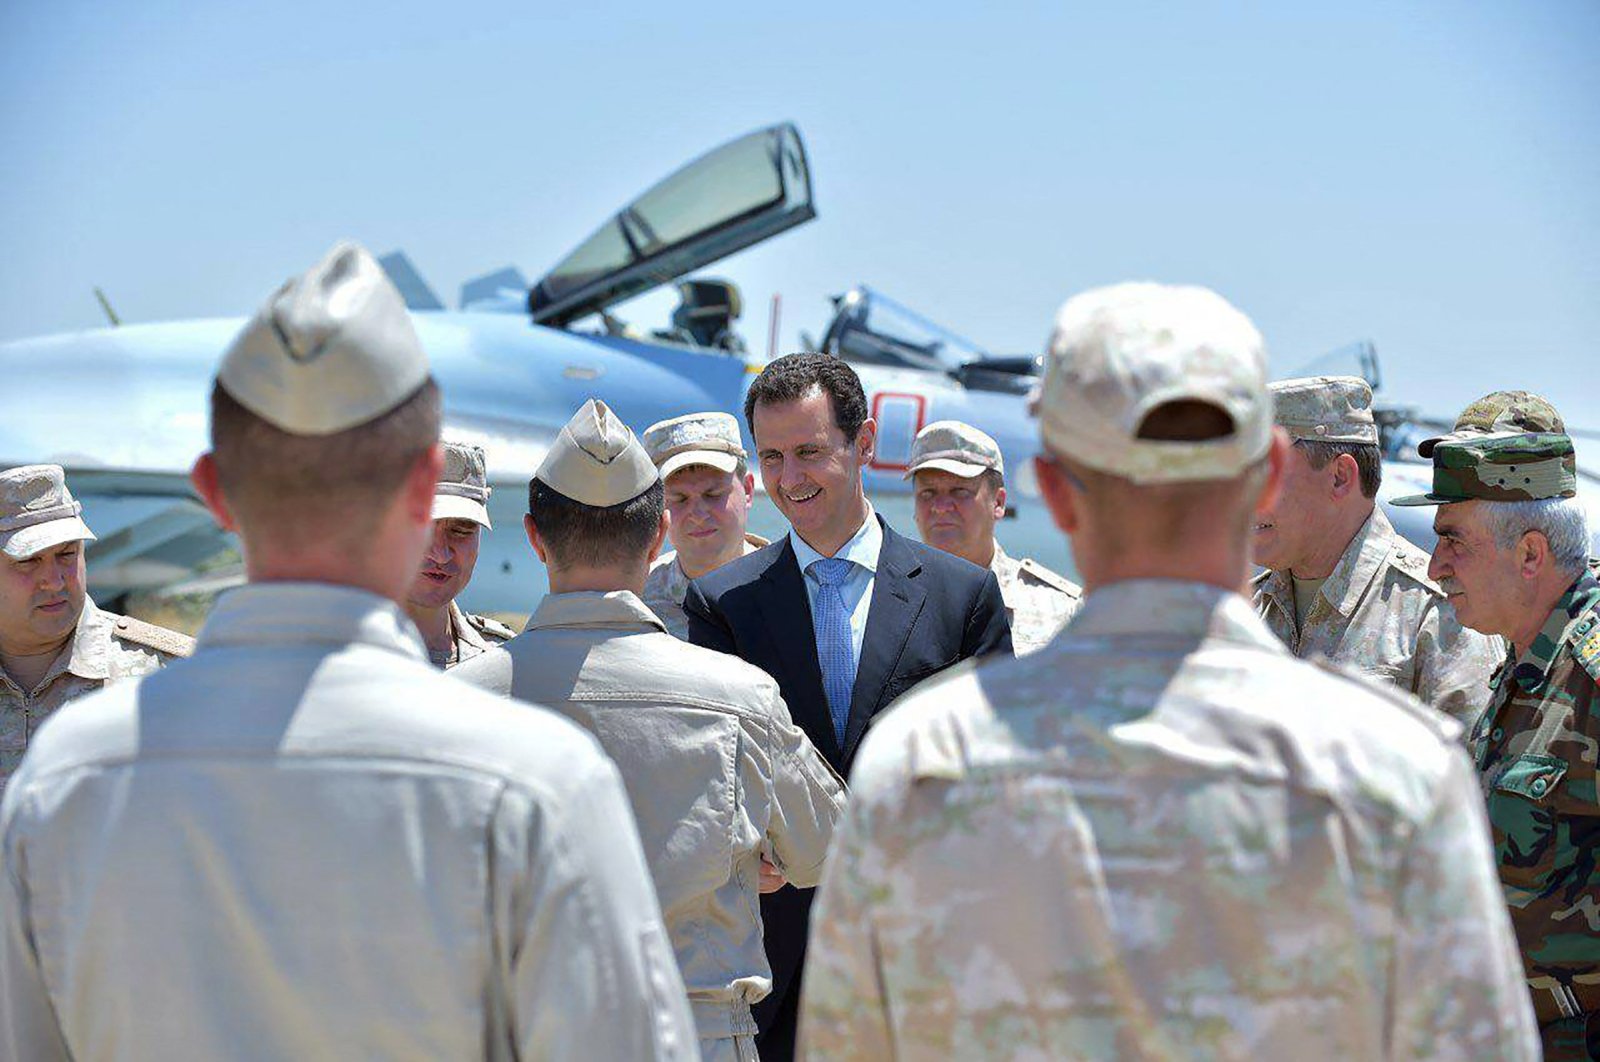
<box><xmin>465</xmin><ymin>612</ymin><xmax>518</xmax><ymax>643</ymax></box>
<box><xmin>1018</xmin><ymin>558</ymin><xmax>1082</xmax><ymax>598</ymax></box>
<box><xmin>110</xmin><ymin>614</ymin><xmax>196</xmax><ymax>658</ymax></box>
<box><xmin>1305</xmin><ymin>654</ymin><xmax>1463</xmax><ymax>744</ymax></box>
<box><xmin>1571</xmin><ymin>615</ymin><xmax>1600</xmax><ymax>684</ymax></box>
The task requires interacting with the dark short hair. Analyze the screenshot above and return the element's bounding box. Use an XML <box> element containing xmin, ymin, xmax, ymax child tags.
<box><xmin>528</xmin><ymin>477</ymin><xmax>664</xmax><ymax>568</ymax></box>
<box><xmin>743</xmin><ymin>352</ymin><xmax>868</xmax><ymax>441</ymax></box>
<box><xmin>209</xmin><ymin>379</ymin><xmax>441</xmax><ymax>540</ymax></box>
<box><xmin>1295</xmin><ymin>439</ymin><xmax>1382</xmax><ymax>498</ymax></box>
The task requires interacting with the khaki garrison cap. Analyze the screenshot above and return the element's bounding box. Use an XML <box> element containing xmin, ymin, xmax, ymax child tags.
<box><xmin>1270</xmin><ymin>375</ymin><xmax>1378</xmax><ymax>445</ymax></box>
<box><xmin>216</xmin><ymin>241</ymin><xmax>431</xmax><ymax>436</ymax></box>
<box><xmin>0</xmin><ymin>464</ymin><xmax>96</xmax><ymax>560</ymax></box>
<box><xmin>1393</xmin><ymin>432</ymin><xmax>1577</xmax><ymax>506</ymax></box>
<box><xmin>536</xmin><ymin>399</ymin><xmax>660</xmax><ymax>507</ymax></box>
<box><xmin>1035</xmin><ymin>282</ymin><xmax>1271</xmax><ymax>483</ymax></box>
<box><xmin>1418</xmin><ymin>390</ymin><xmax>1566</xmax><ymax>458</ymax></box>
<box><xmin>642</xmin><ymin>412</ymin><xmax>746</xmax><ymax>480</ymax></box>
<box><xmin>434</xmin><ymin>441</ymin><xmax>492</xmax><ymax>528</ymax></box>
<box><xmin>903</xmin><ymin>420</ymin><xmax>1004</xmax><ymax>480</ymax></box>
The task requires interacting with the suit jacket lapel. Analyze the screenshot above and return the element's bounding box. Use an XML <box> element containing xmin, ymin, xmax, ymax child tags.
<box><xmin>843</xmin><ymin>523</ymin><xmax>925</xmax><ymax>762</ymax></box>
<box><xmin>755</xmin><ymin>539</ymin><xmax>838</xmax><ymax>761</ymax></box>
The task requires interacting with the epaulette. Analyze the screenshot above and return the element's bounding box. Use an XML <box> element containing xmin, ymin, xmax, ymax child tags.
<box><xmin>1387</xmin><ymin>540</ymin><xmax>1443</xmax><ymax>594</ymax></box>
<box><xmin>1018</xmin><ymin>558</ymin><xmax>1082</xmax><ymax>598</ymax></box>
<box><xmin>465</xmin><ymin>612</ymin><xmax>518</xmax><ymax>643</ymax></box>
<box><xmin>1570</xmin><ymin>612</ymin><xmax>1600</xmax><ymax>685</ymax></box>
<box><xmin>1305</xmin><ymin>655</ymin><xmax>1463</xmax><ymax>745</ymax></box>
<box><xmin>111</xmin><ymin>614</ymin><xmax>196</xmax><ymax>658</ymax></box>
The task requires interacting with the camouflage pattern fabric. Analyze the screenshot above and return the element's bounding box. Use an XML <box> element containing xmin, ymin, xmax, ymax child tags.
<box><xmin>643</xmin><ymin>533</ymin><xmax>768</xmax><ymax>641</ymax></box>
<box><xmin>1252</xmin><ymin>507</ymin><xmax>1503</xmax><ymax>727</ymax></box>
<box><xmin>989</xmin><ymin>541</ymin><xmax>1081</xmax><ymax>656</ymax></box>
<box><xmin>0</xmin><ymin>599</ymin><xmax>190</xmax><ymax>790</ymax></box>
<box><xmin>800</xmin><ymin>580</ymin><xmax>1537</xmax><ymax>1061</ymax></box>
<box><xmin>1394</xmin><ymin>432</ymin><xmax>1577</xmax><ymax>506</ymax></box>
<box><xmin>1469</xmin><ymin>569</ymin><xmax>1600</xmax><ymax>1059</ymax></box>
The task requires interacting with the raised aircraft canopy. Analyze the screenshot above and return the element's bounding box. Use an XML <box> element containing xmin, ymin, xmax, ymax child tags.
<box><xmin>529</xmin><ymin>123</ymin><xmax>815</xmax><ymax>328</ymax></box>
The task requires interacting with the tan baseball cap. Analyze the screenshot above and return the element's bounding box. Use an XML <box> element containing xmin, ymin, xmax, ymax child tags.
<box><xmin>433</xmin><ymin>440</ymin><xmax>492</xmax><ymax>528</ymax></box>
<box><xmin>903</xmin><ymin>420</ymin><xmax>1004</xmax><ymax>480</ymax></box>
<box><xmin>1270</xmin><ymin>375</ymin><xmax>1378</xmax><ymax>445</ymax></box>
<box><xmin>642</xmin><ymin>411</ymin><xmax>746</xmax><ymax>480</ymax></box>
<box><xmin>1035</xmin><ymin>282</ymin><xmax>1271</xmax><ymax>483</ymax></box>
<box><xmin>0</xmin><ymin>464</ymin><xmax>96</xmax><ymax>560</ymax></box>
<box><xmin>1418</xmin><ymin>390</ymin><xmax>1566</xmax><ymax>458</ymax></box>
<box><xmin>536</xmin><ymin>399</ymin><xmax>660</xmax><ymax>506</ymax></box>
<box><xmin>216</xmin><ymin>241</ymin><xmax>431</xmax><ymax>436</ymax></box>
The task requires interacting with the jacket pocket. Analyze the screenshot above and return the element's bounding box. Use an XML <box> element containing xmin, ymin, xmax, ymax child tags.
<box><xmin>1487</xmin><ymin>753</ymin><xmax>1567</xmax><ymax>905</ymax></box>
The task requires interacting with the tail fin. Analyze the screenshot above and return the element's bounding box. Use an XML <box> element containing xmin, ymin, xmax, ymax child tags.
<box><xmin>378</xmin><ymin>251</ymin><xmax>445</xmax><ymax>311</ymax></box>
<box><xmin>460</xmin><ymin>267</ymin><xmax>529</xmax><ymax>313</ymax></box>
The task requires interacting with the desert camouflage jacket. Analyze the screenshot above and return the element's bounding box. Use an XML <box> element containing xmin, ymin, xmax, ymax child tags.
<box><xmin>989</xmin><ymin>542</ymin><xmax>1082</xmax><ymax>655</ymax></box>
<box><xmin>800</xmin><ymin>580</ymin><xmax>1536</xmax><ymax>1061</ymax></box>
<box><xmin>643</xmin><ymin>533</ymin><xmax>768</xmax><ymax>640</ymax></box>
<box><xmin>1470</xmin><ymin>569</ymin><xmax>1600</xmax><ymax>1053</ymax></box>
<box><xmin>1252</xmin><ymin>507</ymin><xmax>1502</xmax><ymax>727</ymax></box>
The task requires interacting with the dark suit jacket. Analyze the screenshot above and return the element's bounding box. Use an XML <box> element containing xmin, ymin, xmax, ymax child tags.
<box><xmin>683</xmin><ymin>516</ymin><xmax>1011</xmax><ymax>1050</ymax></box>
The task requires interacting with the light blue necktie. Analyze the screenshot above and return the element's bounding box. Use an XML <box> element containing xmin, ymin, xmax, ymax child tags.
<box><xmin>808</xmin><ymin>557</ymin><xmax>857</xmax><ymax>746</ymax></box>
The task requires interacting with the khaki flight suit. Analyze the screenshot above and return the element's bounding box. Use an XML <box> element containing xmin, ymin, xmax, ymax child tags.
<box><xmin>454</xmin><ymin>589</ymin><xmax>844</xmax><ymax>1061</ymax></box>
<box><xmin>0</xmin><ymin>583</ymin><xmax>695</xmax><ymax>1061</ymax></box>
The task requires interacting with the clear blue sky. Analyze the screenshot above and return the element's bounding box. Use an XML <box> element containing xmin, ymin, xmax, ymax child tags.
<box><xmin>3</xmin><ymin>1</ymin><xmax>1596</xmax><ymax>429</ymax></box>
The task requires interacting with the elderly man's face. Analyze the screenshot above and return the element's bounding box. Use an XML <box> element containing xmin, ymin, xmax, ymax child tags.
<box><xmin>664</xmin><ymin>465</ymin><xmax>754</xmax><ymax>576</ymax></box>
<box><xmin>407</xmin><ymin>518</ymin><xmax>482</xmax><ymax>611</ymax></box>
<box><xmin>913</xmin><ymin>468</ymin><xmax>1004</xmax><ymax>566</ymax></box>
<box><xmin>1428</xmin><ymin>500</ymin><xmax>1524</xmax><ymax>638</ymax></box>
<box><xmin>0</xmin><ymin>540</ymin><xmax>88</xmax><ymax>656</ymax></box>
<box><xmin>1250</xmin><ymin>443</ymin><xmax>1333</xmax><ymax>572</ymax></box>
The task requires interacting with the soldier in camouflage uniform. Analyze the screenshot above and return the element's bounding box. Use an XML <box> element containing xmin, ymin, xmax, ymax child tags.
<box><xmin>640</xmin><ymin>412</ymin><xmax>768</xmax><ymax>639</ymax></box>
<box><xmin>1250</xmin><ymin>376</ymin><xmax>1500</xmax><ymax>726</ymax></box>
<box><xmin>799</xmin><ymin>282</ymin><xmax>1537</xmax><ymax>1061</ymax></box>
<box><xmin>403</xmin><ymin>440</ymin><xmax>515</xmax><ymax>668</ymax></box>
<box><xmin>906</xmin><ymin>420</ymin><xmax>1081</xmax><ymax>654</ymax></box>
<box><xmin>1397</xmin><ymin>430</ymin><xmax>1600</xmax><ymax>1059</ymax></box>
<box><xmin>0</xmin><ymin>463</ymin><xmax>192</xmax><ymax>791</ymax></box>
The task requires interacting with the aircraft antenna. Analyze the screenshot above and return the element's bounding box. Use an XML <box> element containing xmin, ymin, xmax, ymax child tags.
<box><xmin>768</xmin><ymin>293</ymin><xmax>782</xmax><ymax>360</ymax></box>
<box><xmin>93</xmin><ymin>287</ymin><xmax>121</xmax><ymax>327</ymax></box>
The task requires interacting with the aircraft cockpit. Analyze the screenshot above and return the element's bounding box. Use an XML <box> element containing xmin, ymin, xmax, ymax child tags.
<box><xmin>817</xmin><ymin>286</ymin><xmax>1041</xmax><ymax>395</ymax></box>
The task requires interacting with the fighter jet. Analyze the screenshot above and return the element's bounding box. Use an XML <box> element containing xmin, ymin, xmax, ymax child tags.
<box><xmin>0</xmin><ymin>123</ymin><xmax>1056</xmax><ymax>612</ymax></box>
<box><xmin>3</xmin><ymin>122</ymin><xmax>1593</xmax><ymax>612</ymax></box>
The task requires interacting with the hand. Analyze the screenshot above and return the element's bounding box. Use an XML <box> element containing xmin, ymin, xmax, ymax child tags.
<box><xmin>758</xmin><ymin>857</ymin><xmax>787</xmax><ymax>894</ymax></box>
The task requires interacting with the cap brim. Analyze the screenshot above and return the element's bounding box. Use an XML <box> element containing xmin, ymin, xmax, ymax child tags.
<box><xmin>660</xmin><ymin>450</ymin><xmax>740</xmax><ymax>480</ymax></box>
<box><xmin>1389</xmin><ymin>493</ymin><xmax>1450</xmax><ymax>507</ymax></box>
<box><xmin>902</xmin><ymin>457</ymin><xmax>994</xmax><ymax>481</ymax></box>
<box><xmin>0</xmin><ymin>516</ymin><xmax>96</xmax><ymax>559</ymax></box>
<box><xmin>432</xmin><ymin>494</ymin><xmax>492</xmax><ymax>528</ymax></box>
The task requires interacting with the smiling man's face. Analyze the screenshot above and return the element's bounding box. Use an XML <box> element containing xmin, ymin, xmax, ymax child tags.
<box><xmin>407</xmin><ymin>517</ymin><xmax>483</xmax><ymax>611</ymax></box>
<box><xmin>752</xmin><ymin>386</ymin><xmax>875</xmax><ymax>556</ymax></box>
<box><xmin>0</xmin><ymin>540</ymin><xmax>88</xmax><ymax>657</ymax></box>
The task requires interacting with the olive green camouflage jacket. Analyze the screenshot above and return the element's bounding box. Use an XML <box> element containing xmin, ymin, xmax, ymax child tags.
<box><xmin>1470</xmin><ymin>569</ymin><xmax>1600</xmax><ymax>1054</ymax></box>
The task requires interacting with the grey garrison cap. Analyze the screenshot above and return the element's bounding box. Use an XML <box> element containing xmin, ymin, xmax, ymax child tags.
<box><xmin>0</xmin><ymin>464</ymin><xmax>96</xmax><ymax>560</ymax></box>
<box><xmin>434</xmin><ymin>441</ymin><xmax>492</xmax><ymax>528</ymax></box>
<box><xmin>535</xmin><ymin>399</ymin><xmax>660</xmax><ymax>507</ymax></box>
<box><xmin>216</xmin><ymin>241</ymin><xmax>431</xmax><ymax>436</ymax></box>
<box><xmin>903</xmin><ymin>420</ymin><xmax>1005</xmax><ymax>480</ymax></box>
<box><xmin>642</xmin><ymin>412</ymin><xmax>746</xmax><ymax>480</ymax></box>
<box><xmin>1270</xmin><ymin>375</ymin><xmax>1378</xmax><ymax>445</ymax></box>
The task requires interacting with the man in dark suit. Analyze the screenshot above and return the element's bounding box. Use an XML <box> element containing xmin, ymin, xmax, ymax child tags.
<box><xmin>685</xmin><ymin>352</ymin><xmax>1012</xmax><ymax>1060</ymax></box>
